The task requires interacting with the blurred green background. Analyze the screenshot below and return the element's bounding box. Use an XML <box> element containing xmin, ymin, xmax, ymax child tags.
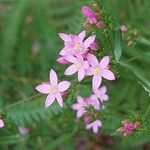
<box><xmin>0</xmin><ymin>0</ymin><xmax>150</xmax><ymax>149</ymax></box>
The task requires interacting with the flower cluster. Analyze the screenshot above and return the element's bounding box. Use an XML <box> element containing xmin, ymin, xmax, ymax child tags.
<box><xmin>35</xmin><ymin>5</ymin><xmax>115</xmax><ymax>134</ymax></box>
<box><xmin>81</xmin><ymin>6</ymin><xmax>105</xmax><ymax>28</ymax></box>
<box><xmin>120</xmin><ymin>24</ymin><xmax>139</xmax><ymax>47</ymax></box>
<box><xmin>72</xmin><ymin>86</ymin><xmax>109</xmax><ymax>133</ymax></box>
<box><xmin>117</xmin><ymin>120</ymin><xmax>141</xmax><ymax>136</ymax></box>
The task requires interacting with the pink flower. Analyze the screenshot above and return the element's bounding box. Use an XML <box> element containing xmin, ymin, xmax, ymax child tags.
<box><xmin>59</xmin><ymin>30</ymin><xmax>95</xmax><ymax>57</ymax></box>
<box><xmin>71</xmin><ymin>96</ymin><xmax>87</xmax><ymax>118</ymax></box>
<box><xmin>96</xmin><ymin>21</ymin><xmax>105</xmax><ymax>28</ymax></box>
<box><xmin>0</xmin><ymin>118</ymin><xmax>4</xmax><ymax>128</ymax></box>
<box><xmin>117</xmin><ymin>120</ymin><xmax>139</xmax><ymax>136</ymax></box>
<box><xmin>19</xmin><ymin>127</ymin><xmax>29</xmax><ymax>135</ymax></box>
<box><xmin>86</xmin><ymin>54</ymin><xmax>115</xmax><ymax>90</ymax></box>
<box><xmin>93</xmin><ymin>86</ymin><xmax>109</xmax><ymax>102</ymax></box>
<box><xmin>120</xmin><ymin>25</ymin><xmax>127</xmax><ymax>32</ymax></box>
<box><xmin>64</xmin><ymin>55</ymin><xmax>89</xmax><ymax>82</ymax></box>
<box><xmin>86</xmin><ymin>119</ymin><xmax>102</xmax><ymax>133</ymax></box>
<box><xmin>85</xmin><ymin>96</ymin><xmax>100</xmax><ymax>110</ymax></box>
<box><xmin>81</xmin><ymin>6</ymin><xmax>98</xmax><ymax>24</ymax></box>
<box><xmin>90</xmin><ymin>42</ymin><xmax>99</xmax><ymax>51</ymax></box>
<box><xmin>35</xmin><ymin>69</ymin><xmax>71</xmax><ymax>108</ymax></box>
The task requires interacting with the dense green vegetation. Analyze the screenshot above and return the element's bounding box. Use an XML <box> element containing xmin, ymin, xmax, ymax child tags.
<box><xmin>0</xmin><ymin>0</ymin><xmax>150</xmax><ymax>149</ymax></box>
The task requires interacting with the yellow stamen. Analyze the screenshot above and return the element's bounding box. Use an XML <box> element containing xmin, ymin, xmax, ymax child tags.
<box><xmin>48</xmin><ymin>87</ymin><xmax>57</xmax><ymax>94</ymax></box>
<box><xmin>93</xmin><ymin>67</ymin><xmax>101</xmax><ymax>74</ymax></box>
<box><xmin>74</xmin><ymin>43</ymin><xmax>83</xmax><ymax>51</ymax></box>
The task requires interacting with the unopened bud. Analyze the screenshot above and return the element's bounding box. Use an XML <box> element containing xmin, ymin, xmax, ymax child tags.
<box><xmin>96</xmin><ymin>21</ymin><xmax>105</xmax><ymax>28</ymax></box>
<box><xmin>132</xmin><ymin>29</ymin><xmax>138</xmax><ymax>36</ymax></box>
<box><xmin>93</xmin><ymin>2</ymin><xmax>100</xmax><ymax>10</ymax></box>
<box><xmin>84</xmin><ymin>117</ymin><xmax>93</xmax><ymax>124</ymax></box>
<box><xmin>134</xmin><ymin>121</ymin><xmax>141</xmax><ymax>129</ymax></box>
<box><xmin>120</xmin><ymin>25</ymin><xmax>127</xmax><ymax>32</ymax></box>
<box><xmin>128</xmin><ymin>40</ymin><xmax>134</xmax><ymax>46</ymax></box>
<box><xmin>83</xmin><ymin>22</ymin><xmax>92</xmax><ymax>30</ymax></box>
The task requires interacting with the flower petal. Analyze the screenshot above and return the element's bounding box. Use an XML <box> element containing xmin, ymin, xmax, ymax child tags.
<box><xmin>100</xmin><ymin>56</ymin><xmax>110</xmax><ymax>68</ymax></box>
<box><xmin>77</xmin><ymin>109</ymin><xmax>86</xmax><ymax>118</ymax></box>
<box><xmin>64</xmin><ymin>64</ymin><xmax>78</xmax><ymax>75</ymax></box>
<box><xmin>65</xmin><ymin>55</ymin><xmax>77</xmax><ymax>63</ymax></box>
<box><xmin>35</xmin><ymin>83</ymin><xmax>51</xmax><ymax>94</ymax></box>
<box><xmin>92</xmin><ymin>74</ymin><xmax>102</xmax><ymax>90</ymax></box>
<box><xmin>45</xmin><ymin>94</ymin><xmax>55</xmax><ymax>108</ymax></box>
<box><xmin>86</xmin><ymin>67</ymin><xmax>93</xmax><ymax>76</ymax></box>
<box><xmin>59</xmin><ymin>33</ymin><xmax>71</xmax><ymax>42</ymax></box>
<box><xmin>50</xmin><ymin>69</ymin><xmax>58</xmax><ymax>86</ymax></box>
<box><xmin>101</xmin><ymin>94</ymin><xmax>109</xmax><ymax>102</ymax></box>
<box><xmin>57</xmin><ymin>81</ymin><xmax>71</xmax><ymax>92</ymax></box>
<box><xmin>93</xmin><ymin>123</ymin><xmax>99</xmax><ymax>133</ymax></box>
<box><xmin>83</xmin><ymin>61</ymin><xmax>89</xmax><ymax>69</ymax></box>
<box><xmin>78</xmin><ymin>68</ymin><xmax>85</xmax><ymax>82</ymax></box>
<box><xmin>77</xmin><ymin>96</ymin><xmax>84</xmax><ymax>104</ymax></box>
<box><xmin>101</xmin><ymin>69</ymin><xmax>115</xmax><ymax>80</ymax></box>
<box><xmin>78</xmin><ymin>30</ymin><xmax>86</xmax><ymax>40</ymax></box>
<box><xmin>0</xmin><ymin>119</ymin><xmax>4</xmax><ymax>128</ymax></box>
<box><xmin>84</xmin><ymin>35</ymin><xmax>96</xmax><ymax>48</ymax></box>
<box><xmin>71</xmin><ymin>104</ymin><xmax>81</xmax><ymax>110</ymax></box>
<box><xmin>99</xmin><ymin>86</ymin><xmax>107</xmax><ymax>95</ymax></box>
<box><xmin>87</xmin><ymin>54</ymin><xmax>99</xmax><ymax>67</ymax></box>
<box><xmin>96</xmin><ymin>120</ymin><xmax>102</xmax><ymax>127</ymax></box>
<box><xmin>86</xmin><ymin>123</ymin><xmax>92</xmax><ymax>130</ymax></box>
<box><xmin>81</xmin><ymin>6</ymin><xmax>92</xmax><ymax>17</ymax></box>
<box><xmin>55</xmin><ymin>93</ymin><xmax>63</xmax><ymax>107</ymax></box>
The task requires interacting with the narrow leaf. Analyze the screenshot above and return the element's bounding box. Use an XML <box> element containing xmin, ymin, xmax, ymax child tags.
<box><xmin>114</xmin><ymin>28</ymin><xmax>123</xmax><ymax>62</ymax></box>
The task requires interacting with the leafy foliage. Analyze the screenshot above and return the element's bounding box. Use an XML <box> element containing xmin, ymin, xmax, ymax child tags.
<box><xmin>0</xmin><ymin>0</ymin><xmax>150</xmax><ymax>149</ymax></box>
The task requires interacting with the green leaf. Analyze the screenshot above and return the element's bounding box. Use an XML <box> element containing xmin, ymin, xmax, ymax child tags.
<box><xmin>138</xmin><ymin>38</ymin><xmax>150</xmax><ymax>46</ymax></box>
<box><xmin>114</xmin><ymin>28</ymin><xmax>123</xmax><ymax>62</ymax></box>
<box><xmin>117</xmin><ymin>62</ymin><xmax>150</xmax><ymax>95</ymax></box>
<box><xmin>45</xmin><ymin>126</ymin><xmax>77</xmax><ymax>150</ymax></box>
<box><xmin>0</xmin><ymin>135</ymin><xmax>28</xmax><ymax>145</ymax></box>
<box><xmin>5</xmin><ymin>90</ymin><xmax>76</xmax><ymax>126</ymax></box>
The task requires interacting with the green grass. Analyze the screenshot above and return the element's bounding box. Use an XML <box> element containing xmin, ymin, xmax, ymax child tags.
<box><xmin>0</xmin><ymin>0</ymin><xmax>150</xmax><ymax>149</ymax></box>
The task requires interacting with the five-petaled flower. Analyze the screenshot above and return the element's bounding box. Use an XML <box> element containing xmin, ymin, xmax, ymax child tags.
<box><xmin>86</xmin><ymin>119</ymin><xmax>102</xmax><ymax>133</ymax></box>
<box><xmin>64</xmin><ymin>55</ymin><xmax>89</xmax><ymax>82</ymax></box>
<box><xmin>71</xmin><ymin>96</ymin><xmax>87</xmax><ymax>118</ymax></box>
<box><xmin>35</xmin><ymin>69</ymin><xmax>71</xmax><ymax>108</ymax></box>
<box><xmin>59</xmin><ymin>30</ymin><xmax>95</xmax><ymax>57</ymax></box>
<box><xmin>86</xmin><ymin>54</ymin><xmax>115</xmax><ymax>90</ymax></box>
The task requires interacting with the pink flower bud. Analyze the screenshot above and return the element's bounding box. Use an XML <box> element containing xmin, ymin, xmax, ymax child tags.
<box><xmin>95</xmin><ymin>13</ymin><xmax>101</xmax><ymax>19</ymax></box>
<box><xmin>96</xmin><ymin>21</ymin><xmax>105</xmax><ymax>28</ymax></box>
<box><xmin>83</xmin><ymin>22</ymin><xmax>92</xmax><ymax>30</ymax></box>
<box><xmin>90</xmin><ymin>42</ymin><xmax>99</xmax><ymax>51</ymax></box>
<box><xmin>61</xmin><ymin>91</ymin><xmax>68</xmax><ymax>97</ymax></box>
<box><xmin>134</xmin><ymin>121</ymin><xmax>141</xmax><ymax>129</ymax></box>
<box><xmin>57</xmin><ymin>57</ymin><xmax>69</xmax><ymax>64</ymax></box>
<box><xmin>84</xmin><ymin>117</ymin><xmax>93</xmax><ymax>124</ymax></box>
<box><xmin>128</xmin><ymin>40</ymin><xmax>134</xmax><ymax>46</ymax></box>
<box><xmin>120</xmin><ymin>25</ymin><xmax>127</xmax><ymax>32</ymax></box>
<box><xmin>19</xmin><ymin>127</ymin><xmax>29</xmax><ymax>135</ymax></box>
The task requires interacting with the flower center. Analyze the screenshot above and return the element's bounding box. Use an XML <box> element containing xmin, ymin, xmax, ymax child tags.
<box><xmin>93</xmin><ymin>67</ymin><xmax>101</xmax><ymax>74</ymax></box>
<box><xmin>48</xmin><ymin>87</ymin><xmax>57</xmax><ymax>94</ymax></box>
<box><xmin>74</xmin><ymin>43</ymin><xmax>83</xmax><ymax>51</ymax></box>
<box><xmin>75</xmin><ymin>62</ymin><xmax>82</xmax><ymax>69</ymax></box>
